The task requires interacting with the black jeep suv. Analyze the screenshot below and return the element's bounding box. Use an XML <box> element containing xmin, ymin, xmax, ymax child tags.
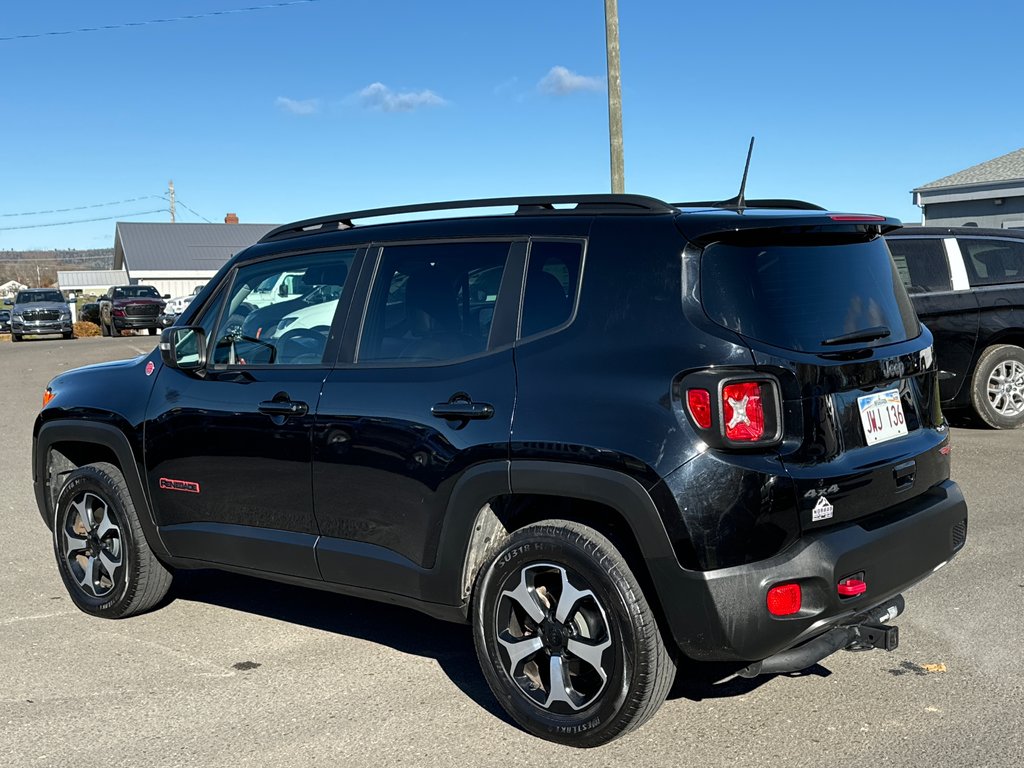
<box><xmin>34</xmin><ymin>195</ymin><xmax>967</xmax><ymax>747</ymax></box>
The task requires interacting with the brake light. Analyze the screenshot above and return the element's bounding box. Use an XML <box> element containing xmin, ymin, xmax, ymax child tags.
<box><xmin>767</xmin><ymin>583</ymin><xmax>802</xmax><ymax>616</ymax></box>
<box><xmin>829</xmin><ymin>214</ymin><xmax>887</xmax><ymax>222</ymax></box>
<box><xmin>722</xmin><ymin>382</ymin><xmax>765</xmax><ymax>441</ymax></box>
<box><xmin>686</xmin><ymin>388</ymin><xmax>712</xmax><ymax>429</ymax></box>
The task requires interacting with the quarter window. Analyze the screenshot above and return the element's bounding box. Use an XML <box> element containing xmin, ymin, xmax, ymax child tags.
<box><xmin>886</xmin><ymin>238</ymin><xmax>952</xmax><ymax>293</ymax></box>
<box><xmin>958</xmin><ymin>238</ymin><xmax>1024</xmax><ymax>286</ymax></box>
<box><xmin>520</xmin><ymin>240</ymin><xmax>583</xmax><ymax>338</ymax></box>
<box><xmin>210</xmin><ymin>250</ymin><xmax>355</xmax><ymax>366</ymax></box>
<box><xmin>358</xmin><ymin>241</ymin><xmax>511</xmax><ymax>363</ymax></box>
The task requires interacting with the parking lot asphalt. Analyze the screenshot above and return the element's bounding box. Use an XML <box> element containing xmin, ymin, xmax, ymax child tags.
<box><xmin>2</xmin><ymin>336</ymin><xmax>1022</xmax><ymax>767</ymax></box>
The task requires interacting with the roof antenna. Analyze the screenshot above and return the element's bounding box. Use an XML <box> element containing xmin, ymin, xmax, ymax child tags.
<box><xmin>736</xmin><ymin>136</ymin><xmax>754</xmax><ymax>209</ymax></box>
<box><xmin>717</xmin><ymin>136</ymin><xmax>755</xmax><ymax>210</ymax></box>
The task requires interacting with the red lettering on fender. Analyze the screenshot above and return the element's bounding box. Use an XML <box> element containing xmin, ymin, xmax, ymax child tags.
<box><xmin>159</xmin><ymin>477</ymin><xmax>201</xmax><ymax>494</ymax></box>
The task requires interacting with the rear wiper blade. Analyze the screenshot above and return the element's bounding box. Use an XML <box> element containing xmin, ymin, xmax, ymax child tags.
<box><xmin>821</xmin><ymin>325</ymin><xmax>891</xmax><ymax>346</ymax></box>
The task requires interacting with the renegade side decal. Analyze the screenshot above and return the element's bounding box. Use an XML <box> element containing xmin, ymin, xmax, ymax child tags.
<box><xmin>159</xmin><ymin>477</ymin><xmax>201</xmax><ymax>494</ymax></box>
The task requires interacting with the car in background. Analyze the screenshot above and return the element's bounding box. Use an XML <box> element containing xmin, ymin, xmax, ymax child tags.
<box><xmin>98</xmin><ymin>285</ymin><xmax>168</xmax><ymax>337</ymax></box>
<box><xmin>8</xmin><ymin>288</ymin><xmax>73</xmax><ymax>341</ymax></box>
<box><xmin>165</xmin><ymin>284</ymin><xmax>206</xmax><ymax>316</ymax></box>
<box><xmin>79</xmin><ymin>303</ymin><xmax>100</xmax><ymax>324</ymax></box>
<box><xmin>886</xmin><ymin>226</ymin><xmax>1024</xmax><ymax>428</ymax></box>
<box><xmin>0</xmin><ymin>309</ymin><xmax>10</xmax><ymax>333</ymax></box>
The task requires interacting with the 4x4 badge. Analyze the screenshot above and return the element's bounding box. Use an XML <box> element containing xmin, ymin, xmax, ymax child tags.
<box><xmin>812</xmin><ymin>496</ymin><xmax>834</xmax><ymax>522</ymax></box>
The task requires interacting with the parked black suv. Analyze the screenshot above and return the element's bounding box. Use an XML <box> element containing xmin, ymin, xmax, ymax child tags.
<box><xmin>887</xmin><ymin>226</ymin><xmax>1024</xmax><ymax>428</ymax></box>
<box><xmin>34</xmin><ymin>195</ymin><xmax>967</xmax><ymax>747</ymax></box>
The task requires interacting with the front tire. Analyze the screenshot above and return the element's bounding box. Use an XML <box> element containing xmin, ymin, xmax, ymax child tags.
<box><xmin>100</xmin><ymin>318</ymin><xmax>110</xmax><ymax>337</ymax></box>
<box><xmin>971</xmin><ymin>344</ymin><xmax>1024</xmax><ymax>429</ymax></box>
<box><xmin>472</xmin><ymin>520</ymin><xmax>674</xmax><ymax>747</ymax></box>
<box><xmin>52</xmin><ymin>462</ymin><xmax>173</xmax><ymax>618</ymax></box>
<box><xmin>11</xmin><ymin>333</ymin><xmax>22</xmax><ymax>343</ymax></box>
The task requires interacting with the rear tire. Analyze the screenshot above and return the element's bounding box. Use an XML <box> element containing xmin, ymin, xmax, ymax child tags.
<box><xmin>52</xmin><ymin>462</ymin><xmax>173</xmax><ymax>618</ymax></box>
<box><xmin>971</xmin><ymin>344</ymin><xmax>1024</xmax><ymax>429</ymax></box>
<box><xmin>472</xmin><ymin>520</ymin><xmax>674</xmax><ymax>747</ymax></box>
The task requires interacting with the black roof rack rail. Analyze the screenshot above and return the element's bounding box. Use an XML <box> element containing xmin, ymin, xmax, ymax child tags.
<box><xmin>672</xmin><ymin>198</ymin><xmax>826</xmax><ymax>211</ymax></box>
<box><xmin>259</xmin><ymin>194</ymin><xmax>676</xmax><ymax>242</ymax></box>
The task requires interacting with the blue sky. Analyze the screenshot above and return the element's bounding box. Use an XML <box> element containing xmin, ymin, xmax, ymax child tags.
<box><xmin>1</xmin><ymin>0</ymin><xmax>1022</xmax><ymax>250</ymax></box>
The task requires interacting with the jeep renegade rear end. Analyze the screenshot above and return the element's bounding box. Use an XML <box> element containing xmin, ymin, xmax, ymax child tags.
<box><xmin>34</xmin><ymin>195</ymin><xmax>967</xmax><ymax>748</ymax></box>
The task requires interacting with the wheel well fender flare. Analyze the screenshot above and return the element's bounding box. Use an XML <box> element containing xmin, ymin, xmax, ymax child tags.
<box><xmin>34</xmin><ymin>420</ymin><xmax>170</xmax><ymax>559</ymax></box>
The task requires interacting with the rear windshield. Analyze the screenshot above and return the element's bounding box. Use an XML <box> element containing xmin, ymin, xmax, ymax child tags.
<box><xmin>700</xmin><ymin>237</ymin><xmax>920</xmax><ymax>352</ymax></box>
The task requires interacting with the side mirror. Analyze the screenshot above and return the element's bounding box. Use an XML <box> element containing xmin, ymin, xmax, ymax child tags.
<box><xmin>160</xmin><ymin>326</ymin><xmax>207</xmax><ymax>370</ymax></box>
<box><xmin>2</xmin><ymin>299</ymin><xmax>11</xmax><ymax>307</ymax></box>
<box><xmin>163</xmin><ymin>294</ymin><xmax>171</xmax><ymax>299</ymax></box>
<box><xmin>278</xmin><ymin>283</ymin><xmax>289</xmax><ymax>298</ymax></box>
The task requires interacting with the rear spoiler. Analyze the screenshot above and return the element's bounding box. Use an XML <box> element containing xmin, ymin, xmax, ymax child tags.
<box><xmin>675</xmin><ymin>211</ymin><xmax>903</xmax><ymax>245</ymax></box>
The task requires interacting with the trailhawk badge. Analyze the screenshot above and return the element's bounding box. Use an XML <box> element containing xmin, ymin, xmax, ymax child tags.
<box><xmin>812</xmin><ymin>495</ymin><xmax>834</xmax><ymax>522</ymax></box>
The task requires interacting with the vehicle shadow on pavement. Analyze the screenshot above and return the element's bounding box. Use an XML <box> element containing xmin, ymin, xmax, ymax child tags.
<box><xmin>668</xmin><ymin>658</ymin><xmax>831</xmax><ymax>702</ymax></box>
<box><xmin>168</xmin><ymin>569</ymin><xmax>514</xmax><ymax>725</ymax></box>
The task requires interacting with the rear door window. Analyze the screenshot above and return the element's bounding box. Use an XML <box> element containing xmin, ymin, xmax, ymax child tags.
<box><xmin>886</xmin><ymin>238</ymin><xmax>952</xmax><ymax>293</ymax></box>
<box><xmin>357</xmin><ymin>241</ymin><xmax>512</xmax><ymax>363</ymax></box>
<box><xmin>958</xmin><ymin>237</ymin><xmax>1024</xmax><ymax>286</ymax></box>
<box><xmin>701</xmin><ymin>237</ymin><xmax>920</xmax><ymax>352</ymax></box>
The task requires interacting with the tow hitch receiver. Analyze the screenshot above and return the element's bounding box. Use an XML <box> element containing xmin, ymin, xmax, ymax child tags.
<box><xmin>732</xmin><ymin>595</ymin><xmax>905</xmax><ymax>679</ymax></box>
<box><xmin>855</xmin><ymin>623</ymin><xmax>899</xmax><ymax>652</ymax></box>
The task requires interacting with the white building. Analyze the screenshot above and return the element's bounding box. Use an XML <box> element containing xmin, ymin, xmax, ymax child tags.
<box><xmin>112</xmin><ymin>219</ymin><xmax>278</xmax><ymax>298</ymax></box>
<box><xmin>56</xmin><ymin>270</ymin><xmax>129</xmax><ymax>297</ymax></box>
<box><xmin>0</xmin><ymin>279</ymin><xmax>28</xmax><ymax>298</ymax></box>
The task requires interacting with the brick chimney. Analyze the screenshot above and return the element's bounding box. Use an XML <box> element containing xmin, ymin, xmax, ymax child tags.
<box><xmin>224</xmin><ymin>213</ymin><xmax>239</xmax><ymax>224</ymax></box>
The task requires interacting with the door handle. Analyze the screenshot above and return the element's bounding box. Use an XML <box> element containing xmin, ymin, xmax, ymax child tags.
<box><xmin>258</xmin><ymin>400</ymin><xmax>309</xmax><ymax>417</ymax></box>
<box><xmin>431</xmin><ymin>401</ymin><xmax>494</xmax><ymax>420</ymax></box>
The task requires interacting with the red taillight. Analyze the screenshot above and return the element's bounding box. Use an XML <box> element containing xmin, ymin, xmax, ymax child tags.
<box><xmin>686</xmin><ymin>388</ymin><xmax>712</xmax><ymax>429</ymax></box>
<box><xmin>767</xmin><ymin>583</ymin><xmax>802</xmax><ymax>616</ymax></box>
<box><xmin>722</xmin><ymin>382</ymin><xmax>765</xmax><ymax>441</ymax></box>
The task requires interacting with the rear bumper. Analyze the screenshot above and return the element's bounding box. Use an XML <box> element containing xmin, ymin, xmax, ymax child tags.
<box><xmin>651</xmin><ymin>479</ymin><xmax>967</xmax><ymax>662</ymax></box>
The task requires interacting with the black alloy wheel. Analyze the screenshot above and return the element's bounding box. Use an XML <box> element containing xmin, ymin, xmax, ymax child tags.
<box><xmin>473</xmin><ymin>520</ymin><xmax>674</xmax><ymax>747</ymax></box>
<box><xmin>53</xmin><ymin>462</ymin><xmax>173</xmax><ymax>618</ymax></box>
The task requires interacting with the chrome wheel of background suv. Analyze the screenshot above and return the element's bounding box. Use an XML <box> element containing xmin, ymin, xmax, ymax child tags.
<box><xmin>971</xmin><ymin>344</ymin><xmax>1024</xmax><ymax>429</ymax></box>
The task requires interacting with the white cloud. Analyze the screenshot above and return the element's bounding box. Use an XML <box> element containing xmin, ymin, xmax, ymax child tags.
<box><xmin>538</xmin><ymin>66</ymin><xmax>603</xmax><ymax>96</ymax></box>
<box><xmin>275</xmin><ymin>96</ymin><xmax>320</xmax><ymax>115</ymax></box>
<box><xmin>357</xmin><ymin>82</ymin><xmax>447</xmax><ymax>112</ymax></box>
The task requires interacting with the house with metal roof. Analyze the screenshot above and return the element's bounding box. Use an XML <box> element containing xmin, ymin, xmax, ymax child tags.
<box><xmin>112</xmin><ymin>218</ymin><xmax>278</xmax><ymax>297</ymax></box>
<box><xmin>913</xmin><ymin>147</ymin><xmax>1024</xmax><ymax>229</ymax></box>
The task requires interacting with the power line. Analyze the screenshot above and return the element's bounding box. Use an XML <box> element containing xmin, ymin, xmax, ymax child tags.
<box><xmin>0</xmin><ymin>1</ymin><xmax>322</xmax><ymax>42</ymax></box>
<box><xmin>1</xmin><ymin>195</ymin><xmax>164</xmax><ymax>218</ymax></box>
<box><xmin>175</xmin><ymin>199</ymin><xmax>214</xmax><ymax>223</ymax></box>
<box><xmin>0</xmin><ymin>209</ymin><xmax>168</xmax><ymax>232</ymax></box>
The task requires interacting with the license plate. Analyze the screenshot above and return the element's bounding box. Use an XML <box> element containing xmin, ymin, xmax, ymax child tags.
<box><xmin>857</xmin><ymin>389</ymin><xmax>908</xmax><ymax>445</ymax></box>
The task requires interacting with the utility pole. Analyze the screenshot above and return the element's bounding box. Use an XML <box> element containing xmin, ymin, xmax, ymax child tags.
<box><xmin>168</xmin><ymin>180</ymin><xmax>176</xmax><ymax>223</ymax></box>
<box><xmin>604</xmin><ymin>0</ymin><xmax>625</xmax><ymax>194</ymax></box>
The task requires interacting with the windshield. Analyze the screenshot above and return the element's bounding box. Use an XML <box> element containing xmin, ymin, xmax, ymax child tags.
<box><xmin>700</xmin><ymin>237</ymin><xmax>920</xmax><ymax>352</ymax></box>
<box><xmin>16</xmin><ymin>290</ymin><xmax>64</xmax><ymax>304</ymax></box>
<box><xmin>113</xmin><ymin>286</ymin><xmax>160</xmax><ymax>299</ymax></box>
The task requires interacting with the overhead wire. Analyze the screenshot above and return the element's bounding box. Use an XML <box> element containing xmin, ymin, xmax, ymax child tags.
<box><xmin>0</xmin><ymin>1</ymin><xmax>322</xmax><ymax>42</ymax></box>
<box><xmin>0</xmin><ymin>209</ymin><xmax>169</xmax><ymax>232</ymax></box>
<box><xmin>1</xmin><ymin>195</ymin><xmax>165</xmax><ymax>218</ymax></box>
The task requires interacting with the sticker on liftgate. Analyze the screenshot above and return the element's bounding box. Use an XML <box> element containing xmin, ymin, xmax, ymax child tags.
<box><xmin>159</xmin><ymin>477</ymin><xmax>201</xmax><ymax>494</ymax></box>
<box><xmin>812</xmin><ymin>495</ymin><xmax>834</xmax><ymax>522</ymax></box>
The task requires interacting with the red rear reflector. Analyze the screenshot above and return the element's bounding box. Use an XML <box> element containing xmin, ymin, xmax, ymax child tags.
<box><xmin>686</xmin><ymin>388</ymin><xmax>712</xmax><ymax>429</ymax></box>
<box><xmin>829</xmin><ymin>214</ymin><xmax>887</xmax><ymax>222</ymax></box>
<box><xmin>722</xmin><ymin>382</ymin><xmax>765</xmax><ymax>441</ymax></box>
<box><xmin>939</xmin><ymin>444</ymin><xmax>951</xmax><ymax>456</ymax></box>
<box><xmin>767</xmin><ymin>583</ymin><xmax>802</xmax><ymax>616</ymax></box>
<box><xmin>837</xmin><ymin>578</ymin><xmax>867</xmax><ymax>597</ymax></box>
